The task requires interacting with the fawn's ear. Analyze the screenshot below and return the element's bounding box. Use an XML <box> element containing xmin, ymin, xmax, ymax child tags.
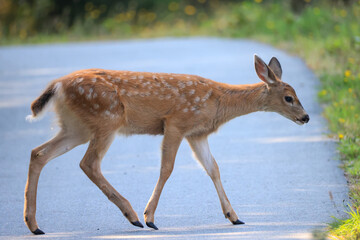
<box><xmin>268</xmin><ymin>57</ymin><xmax>282</xmax><ymax>79</ymax></box>
<box><xmin>254</xmin><ymin>54</ymin><xmax>279</xmax><ymax>86</ymax></box>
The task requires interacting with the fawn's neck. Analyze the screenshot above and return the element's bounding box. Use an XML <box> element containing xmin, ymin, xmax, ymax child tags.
<box><xmin>216</xmin><ymin>82</ymin><xmax>269</xmax><ymax>123</ymax></box>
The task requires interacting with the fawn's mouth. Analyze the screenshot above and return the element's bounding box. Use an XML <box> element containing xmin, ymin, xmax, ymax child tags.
<box><xmin>295</xmin><ymin>119</ymin><xmax>305</xmax><ymax>125</ymax></box>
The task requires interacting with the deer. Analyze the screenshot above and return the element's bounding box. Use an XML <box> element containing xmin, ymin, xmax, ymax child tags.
<box><xmin>24</xmin><ymin>55</ymin><xmax>309</xmax><ymax>234</ymax></box>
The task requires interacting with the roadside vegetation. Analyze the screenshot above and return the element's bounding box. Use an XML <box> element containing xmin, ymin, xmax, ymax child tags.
<box><xmin>1</xmin><ymin>0</ymin><xmax>359</xmax><ymax>238</ymax></box>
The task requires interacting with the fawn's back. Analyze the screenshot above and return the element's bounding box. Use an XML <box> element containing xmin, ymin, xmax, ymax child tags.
<box><xmin>53</xmin><ymin>69</ymin><xmax>223</xmax><ymax>137</ymax></box>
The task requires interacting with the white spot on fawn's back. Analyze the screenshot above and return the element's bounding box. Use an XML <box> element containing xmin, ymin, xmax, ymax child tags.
<box><xmin>201</xmin><ymin>89</ymin><xmax>213</xmax><ymax>102</ymax></box>
<box><xmin>86</xmin><ymin>88</ymin><xmax>93</xmax><ymax>99</ymax></box>
<box><xmin>178</xmin><ymin>82</ymin><xmax>185</xmax><ymax>89</ymax></box>
<box><xmin>109</xmin><ymin>100</ymin><xmax>118</xmax><ymax>110</ymax></box>
<box><xmin>78</xmin><ymin>87</ymin><xmax>84</xmax><ymax>95</ymax></box>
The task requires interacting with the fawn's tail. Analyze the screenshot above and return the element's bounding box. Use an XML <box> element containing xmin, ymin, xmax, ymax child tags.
<box><xmin>26</xmin><ymin>82</ymin><xmax>61</xmax><ymax>122</ymax></box>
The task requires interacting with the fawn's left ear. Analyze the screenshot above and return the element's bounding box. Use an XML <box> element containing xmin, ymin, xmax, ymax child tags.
<box><xmin>268</xmin><ymin>57</ymin><xmax>282</xmax><ymax>79</ymax></box>
<box><xmin>254</xmin><ymin>54</ymin><xmax>280</xmax><ymax>86</ymax></box>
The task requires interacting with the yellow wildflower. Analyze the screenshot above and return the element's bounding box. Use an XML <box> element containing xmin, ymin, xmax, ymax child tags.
<box><xmin>345</xmin><ymin>70</ymin><xmax>351</xmax><ymax>77</ymax></box>
<box><xmin>338</xmin><ymin>134</ymin><xmax>344</xmax><ymax>140</ymax></box>
<box><xmin>184</xmin><ymin>5</ymin><xmax>196</xmax><ymax>15</ymax></box>
<box><xmin>338</xmin><ymin>118</ymin><xmax>345</xmax><ymax>123</ymax></box>
<box><xmin>348</xmin><ymin>88</ymin><xmax>353</xmax><ymax>93</ymax></box>
<box><xmin>255</xmin><ymin>0</ymin><xmax>262</xmax><ymax>3</ymax></box>
<box><xmin>321</xmin><ymin>89</ymin><xmax>327</xmax><ymax>95</ymax></box>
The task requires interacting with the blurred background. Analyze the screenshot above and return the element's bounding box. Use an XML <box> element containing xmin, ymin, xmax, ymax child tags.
<box><xmin>0</xmin><ymin>0</ymin><xmax>358</xmax><ymax>48</ymax></box>
<box><xmin>0</xmin><ymin>0</ymin><xmax>359</xmax><ymax>238</ymax></box>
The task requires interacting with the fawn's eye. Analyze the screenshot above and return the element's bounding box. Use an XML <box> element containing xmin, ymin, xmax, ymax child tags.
<box><xmin>285</xmin><ymin>96</ymin><xmax>293</xmax><ymax>103</ymax></box>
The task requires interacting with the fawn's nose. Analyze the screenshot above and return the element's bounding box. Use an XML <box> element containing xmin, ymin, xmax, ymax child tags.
<box><xmin>302</xmin><ymin>114</ymin><xmax>310</xmax><ymax>123</ymax></box>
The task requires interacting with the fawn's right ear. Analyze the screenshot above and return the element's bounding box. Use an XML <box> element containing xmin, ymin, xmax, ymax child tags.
<box><xmin>254</xmin><ymin>54</ymin><xmax>279</xmax><ymax>86</ymax></box>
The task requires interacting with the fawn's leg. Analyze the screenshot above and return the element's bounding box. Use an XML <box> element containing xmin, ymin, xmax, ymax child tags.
<box><xmin>144</xmin><ymin>126</ymin><xmax>183</xmax><ymax>230</ymax></box>
<box><xmin>24</xmin><ymin>130</ymin><xmax>88</xmax><ymax>235</ymax></box>
<box><xmin>187</xmin><ymin>136</ymin><xmax>245</xmax><ymax>225</ymax></box>
<box><xmin>79</xmin><ymin>133</ymin><xmax>143</xmax><ymax>228</ymax></box>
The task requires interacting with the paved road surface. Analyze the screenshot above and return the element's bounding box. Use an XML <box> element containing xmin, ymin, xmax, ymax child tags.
<box><xmin>0</xmin><ymin>38</ymin><xmax>348</xmax><ymax>239</ymax></box>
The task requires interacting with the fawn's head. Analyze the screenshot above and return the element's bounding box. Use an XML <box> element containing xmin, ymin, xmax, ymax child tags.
<box><xmin>254</xmin><ymin>55</ymin><xmax>309</xmax><ymax>125</ymax></box>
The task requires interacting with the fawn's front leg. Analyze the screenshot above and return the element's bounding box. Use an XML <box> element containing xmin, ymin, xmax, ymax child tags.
<box><xmin>187</xmin><ymin>136</ymin><xmax>245</xmax><ymax>225</ymax></box>
<box><xmin>144</xmin><ymin>126</ymin><xmax>183</xmax><ymax>230</ymax></box>
<box><xmin>80</xmin><ymin>133</ymin><xmax>144</xmax><ymax>228</ymax></box>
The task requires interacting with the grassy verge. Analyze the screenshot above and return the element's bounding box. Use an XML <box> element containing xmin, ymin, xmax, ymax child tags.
<box><xmin>2</xmin><ymin>0</ymin><xmax>359</xmax><ymax>238</ymax></box>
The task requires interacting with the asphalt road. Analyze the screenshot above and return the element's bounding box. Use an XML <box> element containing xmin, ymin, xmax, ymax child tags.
<box><xmin>0</xmin><ymin>38</ymin><xmax>348</xmax><ymax>240</ymax></box>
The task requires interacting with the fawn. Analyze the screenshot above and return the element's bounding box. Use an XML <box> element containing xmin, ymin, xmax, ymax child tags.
<box><xmin>24</xmin><ymin>55</ymin><xmax>309</xmax><ymax>234</ymax></box>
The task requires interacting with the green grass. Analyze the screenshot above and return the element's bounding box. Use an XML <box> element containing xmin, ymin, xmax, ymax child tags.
<box><xmin>329</xmin><ymin>206</ymin><xmax>360</xmax><ymax>239</ymax></box>
<box><xmin>1</xmin><ymin>0</ymin><xmax>360</xmax><ymax>238</ymax></box>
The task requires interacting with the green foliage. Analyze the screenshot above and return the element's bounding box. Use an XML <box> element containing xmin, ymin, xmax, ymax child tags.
<box><xmin>329</xmin><ymin>206</ymin><xmax>360</xmax><ymax>240</ymax></box>
<box><xmin>0</xmin><ymin>0</ymin><xmax>215</xmax><ymax>42</ymax></box>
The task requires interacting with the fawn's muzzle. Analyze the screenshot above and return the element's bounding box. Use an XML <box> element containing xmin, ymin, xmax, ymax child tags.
<box><xmin>302</xmin><ymin>114</ymin><xmax>310</xmax><ymax>123</ymax></box>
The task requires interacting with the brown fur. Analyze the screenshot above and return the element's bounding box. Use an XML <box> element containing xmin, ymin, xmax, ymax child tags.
<box><xmin>24</xmin><ymin>55</ymin><xmax>309</xmax><ymax>234</ymax></box>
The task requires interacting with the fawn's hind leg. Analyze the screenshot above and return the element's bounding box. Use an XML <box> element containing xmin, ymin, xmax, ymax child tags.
<box><xmin>79</xmin><ymin>133</ymin><xmax>143</xmax><ymax>228</ymax></box>
<box><xmin>24</xmin><ymin>129</ymin><xmax>89</xmax><ymax>234</ymax></box>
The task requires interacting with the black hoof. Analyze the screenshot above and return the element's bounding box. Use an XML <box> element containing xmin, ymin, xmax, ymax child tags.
<box><xmin>131</xmin><ymin>221</ymin><xmax>144</xmax><ymax>228</ymax></box>
<box><xmin>232</xmin><ymin>219</ymin><xmax>245</xmax><ymax>225</ymax></box>
<box><xmin>146</xmin><ymin>222</ymin><xmax>159</xmax><ymax>230</ymax></box>
<box><xmin>32</xmin><ymin>228</ymin><xmax>45</xmax><ymax>235</ymax></box>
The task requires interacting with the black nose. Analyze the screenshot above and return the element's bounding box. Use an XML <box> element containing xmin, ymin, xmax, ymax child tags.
<box><xmin>302</xmin><ymin>114</ymin><xmax>310</xmax><ymax>123</ymax></box>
